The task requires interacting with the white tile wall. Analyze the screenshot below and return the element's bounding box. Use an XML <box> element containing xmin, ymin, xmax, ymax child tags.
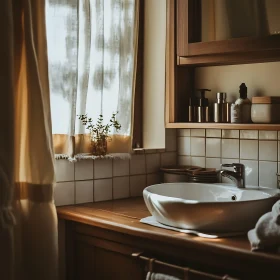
<box><xmin>222</xmin><ymin>139</ymin><xmax>239</xmax><ymax>159</ymax></box>
<box><xmin>240</xmin><ymin>130</ymin><xmax>258</xmax><ymax>139</ymax></box>
<box><xmin>191</xmin><ymin>157</ymin><xmax>205</xmax><ymax>167</ymax></box>
<box><xmin>54</xmin><ymin>129</ymin><xmax>178</xmax><ymax>206</ymax></box>
<box><xmin>259</xmin><ymin>161</ymin><xmax>277</xmax><ymax>188</ymax></box>
<box><xmin>160</xmin><ymin>152</ymin><xmax>177</xmax><ymax>166</ymax></box>
<box><xmin>222</xmin><ymin>130</ymin><xmax>239</xmax><ymax>139</ymax></box>
<box><xmin>206</xmin><ymin>157</ymin><xmax>221</xmax><ymax>170</ymax></box>
<box><xmin>130</xmin><ymin>175</ymin><xmax>146</xmax><ymax>197</ymax></box>
<box><xmin>113</xmin><ymin>176</ymin><xmax>130</xmax><ymax>199</ymax></box>
<box><xmin>147</xmin><ymin>173</ymin><xmax>161</xmax><ymax>186</ymax></box>
<box><xmin>94</xmin><ymin>159</ymin><xmax>113</xmax><ymax>179</ymax></box>
<box><xmin>75</xmin><ymin>180</ymin><xmax>93</xmax><ymax>204</ymax></box>
<box><xmin>178</xmin><ymin>129</ymin><xmax>190</xmax><ymax>137</ymax></box>
<box><xmin>178</xmin><ymin>155</ymin><xmax>191</xmax><ymax>166</ymax></box>
<box><xmin>177</xmin><ymin>129</ymin><xmax>280</xmax><ymax>188</ymax></box>
<box><xmin>259</xmin><ymin>141</ymin><xmax>277</xmax><ymax>161</ymax></box>
<box><xmin>240</xmin><ymin>140</ymin><xmax>258</xmax><ymax>160</ymax></box>
<box><xmin>75</xmin><ymin>160</ymin><xmax>93</xmax><ymax>180</ymax></box>
<box><xmin>206</xmin><ymin>138</ymin><xmax>221</xmax><ymax>158</ymax></box>
<box><xmin>191</xmin><ymin>129</ymin><xmax>205</xmax><ymax>137</ymax></box>
<box><xmin>259</xmin><ymin>131</ymin><xmax>277</xmax><ymax>140</ymax></box>
<box><xmin>146</xmin><ymin>153</ymin><xmax>160</xmax><ymax>173</ymax></box>
<box><xmin>130</xmin><ymin>154</ymin><xmax>146</xmax><ymax>175</ymax></box>
<box><xmin>55</xmin><ymin>160</ymin><xmax>75</xmax><ymax>182</ymax></box>
<box><xmin>54</xmin><ymin>182</ymin><xmax>75</xmax><ymax>206</ymax></box>
<box><xmin>165</xmin><ymin>129</ymin><xmax>177</xmax><ymax>151</ymax></box>
<box><xmin>190</xmin><ymin>137</ymin><xmax>205</xmax><ymax>157</ymax></box>
<box><xmin>94</xmin><ymin>179</ymin><xmax>113</xmax><ymax>202</ymax></box>
<box><xmin>178</xmin><ymin>137</ymin><xmax>190</xmax><ymax>155</ymax></box>
<box><xmin>55</xmin><ymin>128</ymin><xmax>280</xmax><ymax>207</ymax></box>
<box><xmin>113</xmin><ymin>159</ymin><xmax>129</xmax><ymax>177</ymax></box>
<box><xmin>206</xmin><ymin>129</ymin><xmax>221</xmax><ymax>138</ymax></box>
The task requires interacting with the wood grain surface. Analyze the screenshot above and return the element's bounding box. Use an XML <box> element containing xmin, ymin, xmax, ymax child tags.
<box><xmin>57</xmin><ymin>197</ymin><xmax>280</xmax><ymax>265</ymax></box>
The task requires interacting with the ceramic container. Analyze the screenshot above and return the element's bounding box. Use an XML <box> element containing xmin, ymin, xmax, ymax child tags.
<box><xmin>251</xmin><ymin>104</ymin><xmax>280</xmax><ymax>123</ymax></box>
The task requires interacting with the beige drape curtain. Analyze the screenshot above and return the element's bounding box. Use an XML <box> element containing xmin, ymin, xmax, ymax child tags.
<box><xmin>0</xmin><ymin>1</ymin><xmax>58</xmax><ymax>279</ymax></box>
<box><xmin>46</xmin><ymin>0</ymin><xmax>139</xmax><ymax>159</ymax></box>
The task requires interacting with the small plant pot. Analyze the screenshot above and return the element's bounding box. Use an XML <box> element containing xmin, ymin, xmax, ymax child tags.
<box><xmin>91</xmin><ymin>138</ymin><xmax>107</xmax><ymax>156</ymax></box>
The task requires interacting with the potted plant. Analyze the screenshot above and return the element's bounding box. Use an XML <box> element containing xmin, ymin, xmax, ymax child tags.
<box><xmin>77</xmin><ymin>113</ymin><xmax>121</xmax><ymax>156</ymax></box>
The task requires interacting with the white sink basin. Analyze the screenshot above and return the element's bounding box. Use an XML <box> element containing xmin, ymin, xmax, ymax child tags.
<box><xmin>143</xmin><ymin>183</ymin><xmax>280</xmax><ymax>233</ymax></box>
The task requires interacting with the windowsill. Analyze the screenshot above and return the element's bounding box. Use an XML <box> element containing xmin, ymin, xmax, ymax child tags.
<box><xmin>54</xmin><ymin>148</ymin><xmax>167</xmax><ymax>161</ymax></box>
<box><xmin>133</xmin><ymin>148</ymin><xmax>165</xmax><ymax>154</ymax></box>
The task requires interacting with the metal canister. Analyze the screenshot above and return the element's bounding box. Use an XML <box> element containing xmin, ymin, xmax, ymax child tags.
<box><xmin>214</xmin><ymin>92</ymin><xmax>230</xmax><ymax>123</ymax></box>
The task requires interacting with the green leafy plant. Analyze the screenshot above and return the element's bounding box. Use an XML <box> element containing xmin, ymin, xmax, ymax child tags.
<box><xmin>77</xmin><ymin>113</ymin><xmax>121</xmax><ymax>156</ymax></box>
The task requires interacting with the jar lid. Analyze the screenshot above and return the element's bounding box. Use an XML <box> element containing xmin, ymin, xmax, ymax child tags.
<box><xmin>252</xmin><ymin>96</ymin><xmax>280</xmax><ymax>104</ymax></box>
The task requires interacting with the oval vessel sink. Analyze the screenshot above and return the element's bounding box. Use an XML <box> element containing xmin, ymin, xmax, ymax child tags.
<box><xmin>143</xmin><ymin>183</ymin><xmax>279</xmax><ymax>232</ymax></box>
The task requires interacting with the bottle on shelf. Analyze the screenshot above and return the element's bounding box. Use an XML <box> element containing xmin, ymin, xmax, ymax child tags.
<box><xmin>188</xmin><ymin>97</ymin><xmax>197</xmax><ymax>122</ymax></box>
<box><xmin>196</xmin><ymin>89</ymin><xmax>211</xmax><ymax>123</ymax></box>
<box><xmin>234</xmin><ymin>83</ymin><xmax>252</xmax><ymax>123</ymax></box>
<box><xmin>214</xmin><ymin>92</ymin><xmax>231</xmax><ymax>123</ymax></box>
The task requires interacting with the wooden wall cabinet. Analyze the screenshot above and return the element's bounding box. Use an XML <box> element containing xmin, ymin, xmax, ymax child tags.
<box><xmin>166</xmin><ymin>0</ymin><xmax>280</xmax><ymax>130</ymax></box>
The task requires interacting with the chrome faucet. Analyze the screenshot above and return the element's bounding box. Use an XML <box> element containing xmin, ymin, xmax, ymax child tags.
<box><xmin>220</xmin><ymin>163</ymin><xmax>245</xmax><ymax>188</ymax></box>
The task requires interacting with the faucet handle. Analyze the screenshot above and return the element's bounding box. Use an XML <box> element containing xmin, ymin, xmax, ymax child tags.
<box><xmin>221</xmin><ymin>163</ymin><xmax>245</xmax><ymax>172</ymax></box>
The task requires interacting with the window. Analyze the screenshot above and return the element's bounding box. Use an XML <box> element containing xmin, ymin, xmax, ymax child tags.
<box><xmin>45</xmin><ymin>0</ymin><xmax>141</xmax><ymax>157</ymax></box>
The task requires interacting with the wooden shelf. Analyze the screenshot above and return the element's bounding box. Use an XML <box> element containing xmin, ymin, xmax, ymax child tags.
<box><xmin>166</xmin><ymin>122</ymin><xmax>280</xmax><ymax>130</ymax></box>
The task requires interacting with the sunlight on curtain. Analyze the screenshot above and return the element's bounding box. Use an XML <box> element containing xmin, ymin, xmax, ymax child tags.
<box><xmin>0</xmin><ymin>1</ymin><xmax>58</xmax><ymax>279</ymax></box>
<box><xmin>46</xmin><ymin>0</ymin><xmax>138</xmax><ymax>156</ymax></box>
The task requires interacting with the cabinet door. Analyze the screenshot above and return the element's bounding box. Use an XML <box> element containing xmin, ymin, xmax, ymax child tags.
<box><xmin>175</xmin><ymin>0</ymin><xmax>280</xmax><ymax>66</ymax></box>
<box><xmin>69</xmin><ymin>232</ymin><xmax>145</xmax><ymax>280</ymax></box>
<box><xmin>94</xmin><ymin>247</ymin><xmax>144</xmax><ymax>280</ymax></box>
<box><xmin>75</xmin><ymin>241</ymin><xmax>95</xmax><ymax>280</ymax></box>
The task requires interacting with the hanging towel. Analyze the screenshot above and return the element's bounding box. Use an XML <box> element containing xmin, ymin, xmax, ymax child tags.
<box><xmin>146</xmin><ymin>272</ymin><xmax>181</xmax><ymax>280</ymax></box>
<box><xmin>248</xmin><ymin>200</ymin><xmax>280</xmax><ymax>252</ymax></box>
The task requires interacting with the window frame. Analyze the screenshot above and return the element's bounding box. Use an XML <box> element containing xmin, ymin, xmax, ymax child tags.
<box><xmin>132</xmin><ymin>0</ymin><xmax>144</xmax><ymax>149</ymax></box>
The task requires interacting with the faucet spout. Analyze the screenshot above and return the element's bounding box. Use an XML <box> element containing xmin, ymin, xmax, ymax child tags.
<box><xmin>220</xmin><ymin>163</ymin><xmax>245</xmax><ymax>188</ymax></box>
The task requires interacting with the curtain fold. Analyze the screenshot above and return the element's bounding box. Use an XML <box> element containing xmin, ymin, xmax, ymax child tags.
<box><xmin>0</xmin><ymin>0</ymin><xmax>58</xmax><ymax>279</ymax></box>
<box><xmin>0</xmin><ymin>1</ymin><xmax>16</xmax><ymax>279</ymax></box>
<box><xmin>46</xmin><ymin>0</ymin><xmax>139</xmax><ymax>158</ymax></box>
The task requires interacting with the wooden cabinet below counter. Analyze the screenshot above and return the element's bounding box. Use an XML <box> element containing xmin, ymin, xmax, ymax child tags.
<box><xmin>58</xmin><ymin>198</ymin><xmax>280</xmax><ymax>280</ymax></box>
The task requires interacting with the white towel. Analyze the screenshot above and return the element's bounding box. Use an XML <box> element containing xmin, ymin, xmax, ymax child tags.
<box><xmin>146</xmin><ymin>272</ymin><xmax>180</xmax><ymax>280</ymax></box>
<box><xmin>248</xmin><ymin>200</ymin><xmax>280</xmax><ymax>251</ymax></box>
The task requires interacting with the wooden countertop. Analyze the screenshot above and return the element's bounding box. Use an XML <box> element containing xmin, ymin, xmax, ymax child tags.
<box><xmin>57</xmin><ymin>197</ymin><xmax>280</xmax><ymax>266</ymax></box>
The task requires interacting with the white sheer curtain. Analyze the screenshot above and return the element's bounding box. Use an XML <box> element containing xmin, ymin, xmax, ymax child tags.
<box><xmin>45</xmin><ymin>0</ymin><xmax>139</xmax><ymax>157</ymax></box>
